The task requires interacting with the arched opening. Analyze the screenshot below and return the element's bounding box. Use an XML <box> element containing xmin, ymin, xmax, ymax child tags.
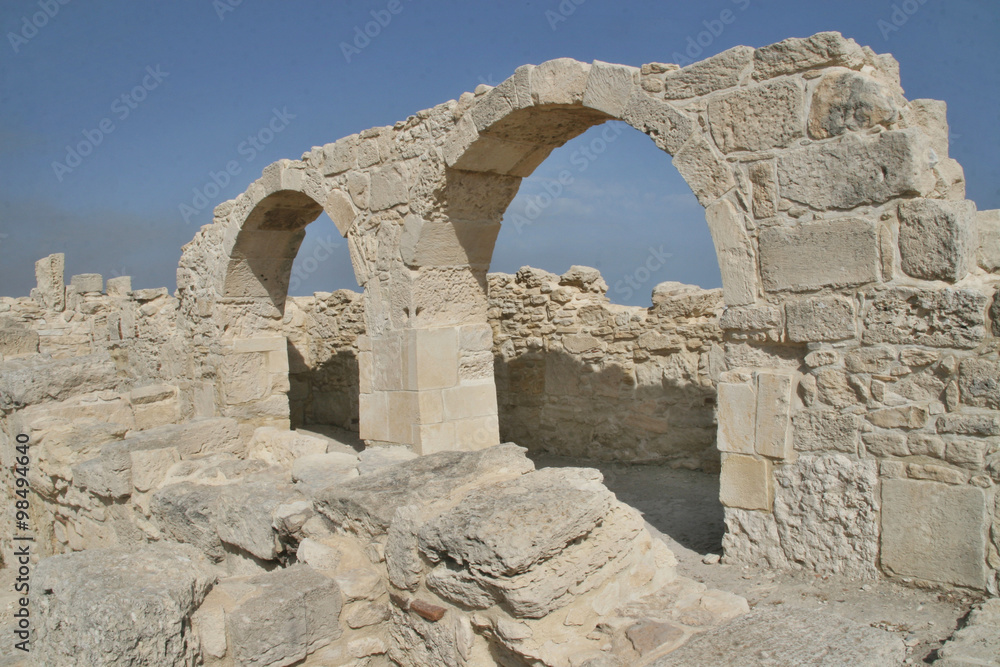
<box><xmin>282</xmin><ymin>213</ymin><xmax>365</xmax><ymax>435</ymax></box>
<box><xmin>474</xmin><ymin>116</ymin><xmax>727</xmax><ymax>555</ymax></box>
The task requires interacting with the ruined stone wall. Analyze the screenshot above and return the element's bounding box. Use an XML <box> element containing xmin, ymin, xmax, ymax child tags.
<box><xmin>283</xmin><ymin>290</ymin><xmax>366</xmax><ymax>430</ymax></box>
<box><xmin>490</xmin><ymin>267</ymin><xmax>724</xmax><ymax>469</ymax></box>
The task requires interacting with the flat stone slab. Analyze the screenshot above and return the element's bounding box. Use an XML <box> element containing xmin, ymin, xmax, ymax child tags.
<box><xmin>652</xmin><ymin>607</ymin><xmax>905</xmax><ymax>666</ymax></box>
<box><xmin>314</xmin><ymin>443</ymin><xmax>533</xmax><ymax>539</ymax></box>
<box><xmin>33</xmin><ymin>543</ymin><xmax>218</xmax><ymax>667</ymax></box>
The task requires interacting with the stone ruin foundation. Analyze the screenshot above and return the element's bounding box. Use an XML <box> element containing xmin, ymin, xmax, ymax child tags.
<box><xmin>2</xmin><ymin>31</ymin><xmax>999</xmax><ymax>666</ymax></box>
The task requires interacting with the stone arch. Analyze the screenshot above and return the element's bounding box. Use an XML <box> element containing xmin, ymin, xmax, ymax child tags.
<box><xmin>179</xmin><ymin>33</ymin><xmax>998</xmax><ymax>587</ymax></box>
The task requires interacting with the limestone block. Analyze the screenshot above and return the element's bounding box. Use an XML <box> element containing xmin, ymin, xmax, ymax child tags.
<box><xmin>386</xmin><ymin>391</ymin><xmax>418</xmax><ymax>443</ymax></box>
<box><xmin>747</xmin><ymin>160</ymin><xmax>777</xmax><ymax>219</ymax></box>
<box><xmin>753</xmin><ymin>31</ymin><xmax>865</xmax><ymax>80</ymax></box>
<box><xmin>71</xmin><ymin>273</ymin><xmax>103</xmax><ymax>293</ymax></box>
<box><xmin>717</xmin><ymin>381</ymin><xmax>755</xmax><ymax>454</ymax></box>
<box><xmin>531</xmin><ymin>57</ymin><xmax>590</xmax><ymax>105</ymax></box>
<box><xmin>407</xmin><ymin>327</ymin><xmax>459</xmax><ymax>390</ymax></box>
<box><xmin>808</xmin><ymin>68</ymin><xmax>898</xmax><ymax>139</ymax></box>
<box><xmin>662</xmin><ymin>45</ymin><xmax>754</xmax><ymax>99</ymax></box>
<box><xmin>324</xmin><ymin>188</ymin><xmax>357</xmax><ymax>236</ymax></box>
<box><xmin>449</xmin><ymin>133</ymin><xmax>549</xmax><ymax>176</ymax></box>
<box><xmin>0</xmin><ymin>326</ymin><xmax>39</xmax><ymax>357</ymax></box>
<box><xmin>719</xmin><ymin>305</ymin><xmax>781</xmax><ymax>332</ymax></box>
<box><xmin>785</xmin><ymin>296</ymin><xmax>856</xmax><ymax>342</ymax></box>
<box><xmin>936</xmin><ymin>414</ymin><xmax>1000</xmax><ymax>436</ymax></box>
<box><xmin>620</xmin><ymin>90</ymin><xmax>695</xmax><ymax>154</ymax></box>
<box><xmin>322</xmin><ymin>133</ymin><xmax>358</xmax><ymax>176</ymax></box>
<box><xmin>881</xmin><ymin>479</ymin><xmax>988</xmax><ymax>589</ymax></box>
<box><xmin>296</xmin><ymin>537</ymin><xmax>342</xmax><ymax>572</ymax></box>
<box><xmin>755</xmin><ymin>372</ymin><xmax>793</xmax><ymax>460</ymax></box>
<box><xmin>792</xmin><ymin>411</ymin><xmax>860</xmax><ymax>454</ymax></box>
<box><xmin>582</xmin><ymin>60</ymin><xmax>639</xmax><ymax>116</ymax></box>
<box><xmin>719</xmin><ymin>454</ymin><xmax>772</xmax><ymax>511</ymax></box>
<box><xmin>708</xmin><ymin>79</ymin><xmax>805</xmax><ymax>153</ymax></box>
<box><xmin>131</xmin><ymin>447</ymin><xmax>180</xmax><ymax>492</ymax></box>
<box><xmin>442</xmin><ymin>381</ymin><xmax>497</xmax><ymax>421</ymax></box>
<box><xmin>150</xmin><ymin>482</ymin><xmax>228</xmax><ymax>560</ymax></box>
<box><xmin>221</xmin><ymin>351</ymin><xmax>269</xmax><ymax>404</ymax></box>
<box><xmin>418</xmin><ymin>467</ymin><xmax>612</xmax><ymax>577</ymax></box>
<box><xmin>347</xmin><ymin>170</ymin><xmax>370</xmax><ymax>209</ymax></box>
<box><xmin>470</xmin><ymin>65</ymin><xmax>533</xmax><ymax>132</ymax></box>
<box><xmin>704</xmin><ymin>199</ymin><xmax>756</xmax><ymax>307</ymax></box>
<box><xmin>976</xmin><ymin>209</ymin><xmax>1000</xmax><ymax>272</ymax></box>
<box><xmin>105</xmin><ymin>275</ymin><xmax>131</xmax><ymax>296</ymax></box>
<box><xmin>247</xmin><ymin>426</ymin><xmax>330</xmax><ymax>467</ymax></box>
<box><xmin>673</xmin><ymin>132</ymin><xmax>737</xmax><ymax>205</ymax></box>
<box><xmin>862</xmin><ymin>432</ymin><xmax>909</xmax><ymax>457</ymax></box>
<box><xmin>898</xmin><ymin>198</ymin><xmax>977</xmax><ymax>282</ymax></box>
<box><xmin>228</xmin><ymin>565</ymin><xmax>343</xmax><ymax>667</ymax></box>
<box><xmin>130</xmin><ymin>384</ymin><xmax>181</xmax><ymax>430</ymax></box>
<box><xmin>863</xmin><ymin>287</ymin><xmax>987</xmax><ymax>349</ymax></box>
<box><xmin>34</xmin><ymin>252</ymin><xmax>65</xmax><ymax>310</ymax></box>
<box><xmin>357</xmin><ymin>136</ymin><xmax>380</xmax><ymax>168</ymax></box>
<box><xmin>315</xmin><ymin>443</ymin><xmax>533</xmax><ymax>540</ymax></box>
<box><xmin>773</xmin><ymin>454</ymin><xmax>880</xmax><ymax>578</ymax></box>
<box><xmin>459</xmin><ymin>323</ymin><xmax>493</xmax><ymax>353</ymax></box>
<box><xmin>958</xmin><ymin>358</ymin><xmax>1000</xmax><ymax>409</ymax></box>
<box><xmin>868</xmin><ymin>405</ymin><xmax>928</xmax><ymax>429</ymax></box>
<box><xmin>777</xmin><ymin>129</ymin><xmax>934</xmax><ymax>210</ymax></box>
<box><xmin>906</xmin><ymin>99</ymin><xmax>949</xmax><ymax>158</ymax></box>
<box><xmin>372</xmin><ymin>334</ymin><xmax>405</xmax><ymax>391</ymax></box>
<box><xmin>369</xmin><ymin>163</ymin><xmax>409</xmax><ymax>211</ymax></box>
<box><xmin>72</xmin><ymin>451</ymin><xmax>132</xmax><ymax>500</ymax></box>
<box><xmin>400</xmin><ymin>214</ymin><xmax>500</xmax><ymax>269</ymax></box>
<box><xmin>292</xmin><ymin>452</ymin><xmax>360</xmax><ymax>491</ymax></box>
<box><xmin>454</xmin><ymin>414</ymin><xmax>500</xmax><ymax>450</ymax></box>
<box><xmin>359</xmin><ymin>391</ymin><xmax>389</xmax><ymax>442</ymax></box>
<box><xmin>759</xmin><ymin>219</ymin><xmax>878</xmax><ymax>292</ymax></box>
<box><xmin>656</xmin><ymin>608</ymin><xmax>904</xmax><ymax>666</ymax></box>
<box><xmin>33</xmin><ymin>543</ymin><xmax>217</xmax><ymax>667</ymax></box>
<box><xmin>214</xmin><ymin>476</ymin><xmax>304</xmax><ymax>561</ymax></box>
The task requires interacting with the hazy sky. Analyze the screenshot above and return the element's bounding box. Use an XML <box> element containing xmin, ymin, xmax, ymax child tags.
<box><xmin>2</xmin><ymin>0</ymin><xmax>998</xmax><ymax>306</ymax></box>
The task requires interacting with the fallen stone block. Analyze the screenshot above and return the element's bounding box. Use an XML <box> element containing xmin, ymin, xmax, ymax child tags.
<box><xmin>34</xmin><ymin>543</ymin><xmax>217</xmax><ymax>667</ymax></box>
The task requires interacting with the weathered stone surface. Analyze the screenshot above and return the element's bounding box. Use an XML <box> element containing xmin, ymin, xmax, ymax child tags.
<box><xmin>33</xmin><ymin>252</ymin><xmax>66</xmax><ymax>311</ymax></box>
<box><xmin>291</xmin><ymin>451</ymin><xmax>360</xmax><ymax>490</ymax></box>
<box><xmin>653</xmin><ymin>607</ymin><xmax>904</xmax><ymax>666</ymax></box>
<box><xmin>755</xmin><ymin>372</ymin><xmax>793</xmax><ymax>460</ymax></box>
<box><xmin>150</xmin><ymin>481</ymin><xmax>229</xmax><ymax>561</ymax></box>
<box><xmin>898</xmin><ymin>198</ymin><xmax>977</xmax><ymax>282</ymax></box>
<box><xmin>936</xmin><ymin>413</ymin><xmax>1000</xmax><ymax>436</ymax></box>
<box><xmin>808</xmin><ymin>68</ymin><xmax>898</xmax><ymax>139</ymax></box>
<box><xmin>0</xmin><ymin>352</ymin><xmax>121</xmax><ymax>411</ymax></box>
<box><xmin>747</xmin><ymin>159</ymin><xmax>777</xmax><ymax>218</ymax></box>
<box><xmin>759</xmin><ymin>219</ymin><xmax>878</xmax><ymax>292</ymax></box>
<box><xmin>418</xmin><ymin>467</ymin><xmax>613</xmax><ymax>577</ymax></box>
<box><xmin>863</xmin><ymin>287</ymin><xmax>987</xmax><ymax>349</ymax></box>
<box><xmin>785</xmin><ymin>296</ymin><xmax>856</xmax><ymax>342</ymax></box>
<box><xmin>531</xmin><ymin>58</ymin><xmax>589</xmax><ymax>105</ymax></box>
<box><xmin>958</xmin><ymin>358</ymin><xmax>1000</xmax><ymax>409</ymax></box>
<box><xmin>708</xmin><ymin>78</ymin><xmax>805</xmax><ymax>153</ymax></box>
<box><xmin>662</xmin><ymin>45</ymin><xmax>754</xmax><ymax>99</ymax></box>
<box><xmin>793</xmin><ymin>411</ymin><xmax>860</xmax><ymax>454</ymax></box>
<box><xmin>315</xmin><ymin>443</ymin><xmax>533</xmax><ymax>539</ymax></box>
<box><xmin>753</xmin><ymin>31</ymin><xmax>866</xmax><ymax>80</ymax></box>
<box><xmin>717</xmin><ymin>382</ymin><xmax>755</xmax><ymax>454</ymax></box>
<box><xmin>582</xmin><ymin>60</ymin><xmax>638</xmax><ymax>116</ymax></box>
<box><xmin>778</xmin><ymin>129</ymin><xmax>933</xmax><ymax>210</ymax></box>
<box><xmin>70</xmin><ymin>273</ymin><xmax>103</xmax><ymax>293</ymax></box>
<box><xmin>229</xmin><ymin>565</ymin><xmax>344</xmax><ymax>667</ymax></box>
<box><xmin>0</xmin><ymin>324</ymin><xmax>39</xmax><ymax>357</ymax></box>
<box><xmin>976</xmin><ymin>208</ymin><xmax>1000</xmax><ymax>272</ymax></box>
<box><xmin>704</xmin><ymin>198</ymin><xmax>756</xmax><ymax>306</ymax></box>
<box><xmin>867</xmin><ymin>405</ymin><xmax>928</xmax><ymax>429</ymax></box>
<box><xmin>936</xmin><ymin>598</ymin><xmax>1000</xmax><ymax>666</ymax></box>
<box><xmin>34</xmin><ymin>543</ymin><xmax>217</xmax><ymax>667</ymax></box>
<box><xmin>672</xmin><ymin>132</ymin><xmax>737</xmax><ymax>205</ymax></box>
<box><xmin>881</xmin><ymin>479</ymin><xmax>988</xmax><ymax>589</ymax></box>
<box><xmin>214</xmin><ymin>476</ymin><xmax>304</xmax><ymax>561</ymax></box>
<box><xmin>620</xmin><ymin>90</ymin><xmax>695</xmax><ymax>154</ymax></box>
<box><xmin>774</xmin><ymin>454</ymin><xmax>880</xmax><ymax>578</ymax></box>
<box><xmin>719</xmin><ymin>454</ymin><xmax>772</xmax><ymax>511</ymax></box>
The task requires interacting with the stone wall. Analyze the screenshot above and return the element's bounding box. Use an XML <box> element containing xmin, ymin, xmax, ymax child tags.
<box><xmin>490</xmin><ymin>267</ymin><xmax>723</xmax><ymax>469</ymax></box>
<box><xmin>283</xmin><ymin>290</ymin><xmax>366</xmax><ymax>430</ymax></box>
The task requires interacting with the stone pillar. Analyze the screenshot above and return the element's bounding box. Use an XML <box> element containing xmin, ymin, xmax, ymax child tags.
<box><xmin>32</xmin><ymin>253</ymin><xmax>65</xmax><ymax>311</ymax></box>
<box><xmin>359</xmin><ymin>323</ymin><xmax>499</xmax><ymax>455</ymax></box>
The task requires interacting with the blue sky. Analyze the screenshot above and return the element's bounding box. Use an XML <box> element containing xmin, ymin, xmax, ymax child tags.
<box><xmin>2</xmin><ymin>0</ymin><xmax>998</xmax><ymax>306</ymax></box>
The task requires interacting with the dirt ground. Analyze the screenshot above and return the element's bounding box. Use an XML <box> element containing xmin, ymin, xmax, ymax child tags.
<box><xmin>531</xmin><ymin>453</ymin><xmax>985</xmax><ymax>665</ymax></box>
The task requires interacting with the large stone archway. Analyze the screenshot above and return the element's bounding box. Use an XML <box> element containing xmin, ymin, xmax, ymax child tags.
<box><xmin>179</xmin><ymin>32</ymin><xmax>999</xmax><ymax>589</ymax></box>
